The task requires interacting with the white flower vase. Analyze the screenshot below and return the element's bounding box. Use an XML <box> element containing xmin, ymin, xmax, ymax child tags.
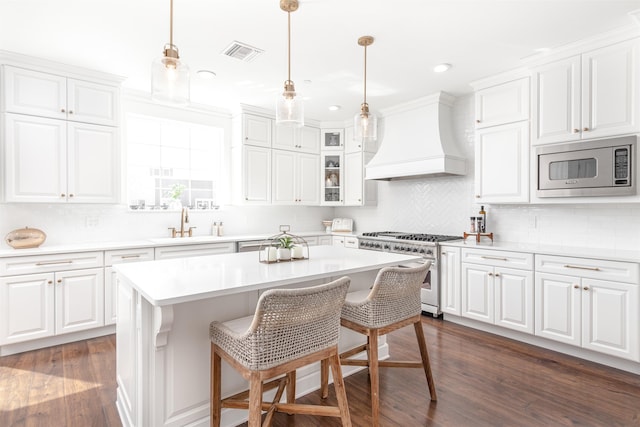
<box><xmin>277</xmin><ymin>248</ymin><xmax>291</xmax><ymax>261</ymax></box>
<box><xmin>168</xmin><ymin>199</ymin><xmax>182</xmax><ymax>210</ymax></box>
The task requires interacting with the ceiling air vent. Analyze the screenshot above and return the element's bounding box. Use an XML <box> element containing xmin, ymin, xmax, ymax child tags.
<box><xmin>221</xmin><ymin>41</ymin><xmax>264</xmax><ymax>62</ymax></box>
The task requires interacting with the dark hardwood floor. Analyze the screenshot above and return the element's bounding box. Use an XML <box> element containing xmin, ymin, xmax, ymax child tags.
<box><xmin>1</xmin><ymin>317</ymin><xmax>638</xmax><ymax>426</ymax></box>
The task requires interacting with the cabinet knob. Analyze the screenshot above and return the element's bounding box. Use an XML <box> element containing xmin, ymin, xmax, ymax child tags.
<box><xmin>358</xmin><ymin>144</ymin><xmax>361</xmax><ymax>148</ymax></box>
<box><xmin>488</xmin><ymin>272</ymin><xmax>493</xmax><ymax>276</ymax></box>
<box><xmin>358</xmin><ymin>198</ymin><xmax>361</xmax><ymax>202</ymax></box>
<box><xmin>68</xmin><ymin>110</ymin><xmax>74</xmax><ymax>114</ymax></box>
<box><xmin>574</xmin><ymin>284</ymin><xmax>579</xmax><ymax>289</ymax></box>
<box><xmin>48</xmin><ymin>280</ymin><xmax>53</xmax><ymax>285</ymax></box>
<box><xmin>69</xmin><ymin>194</ymin><xmax>74</xmax><ymax>198</ymax></box>
<box><xmin>61</xmin><ymin>193</ymin><xmax>66</xmax><ymax>197</ymax></box>
<box><xmin>583</xmin><ymin>286</ymin><xmax>589</xmax><ymax>291</ymax></box>
<box><xmin>475</xmin><ymin>195</ymin><xmax>480</xmax><ymax>198</ymax></box>
<box><xmin>583</xmin><ymin>127</ymin><xmax>589</xmax><ymax>132</ymax></box>
<box><xmin>573</xmin><ymin>129</ymin><xmax>580</xmax><ymax>133</ymax></box>
<box><xmin>57</xmin><ymin>279</ymin><xmax>62</xmax><ymax>283</ymax></box>
<box><xmin>494</xmin><ymin>273</ymin><xmax>500</xmax><ymax>277</ymax></box>
<box><xmin>61</xmin><ymin>108</ymin><xmax>66</xmax><ymax>113</ymax></box>
<box><xmin>476</xmin><ymin>119</ymin><xmax>481</xmax><ymax>123</ymax></box>
<box><xmin>245</xmin><ymin>197</ymin><xmax>248</xmax><ymax>200</ymax></box>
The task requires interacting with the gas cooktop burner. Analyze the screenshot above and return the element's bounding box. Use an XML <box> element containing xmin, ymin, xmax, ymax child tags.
<box><xmin>361</xmin><ymin>231</ymin><xmax>461</xmax><ymax>243</ymax></box>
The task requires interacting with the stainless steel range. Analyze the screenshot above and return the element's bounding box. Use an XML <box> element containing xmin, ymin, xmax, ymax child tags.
<box><xmin>358</xmin><ymin>231</ymin><xmax>462</xmax><ymax>316</ymax></box>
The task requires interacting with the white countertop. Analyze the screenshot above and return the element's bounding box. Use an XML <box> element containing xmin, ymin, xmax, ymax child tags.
<box><xmin>0</xmin><ymin>230</ymin><xmax>352</xmax><ymax>258</ymax></box>
<box><xmin>114</xmin><ymin>246</ymin><xmax>421</xmax><ymax>307</ymax></box>
<box><xmin>441</xmin><ymin>240</ymin><xmax>640</xmax><ymax>263</ymax></box>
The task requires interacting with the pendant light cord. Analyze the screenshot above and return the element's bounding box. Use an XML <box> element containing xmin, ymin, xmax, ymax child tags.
<box><xmin>287</xmin><ymin>10</ymin><xmax>291</xmax><ymax>83</ymax></box>
<box><xmin>363</xmin><ymin>43</ymin><xmax>367</xmax><ymax>105</ymax></box>
<box><xmin>169</xmin><ymin>0</ymin><xmax>174</xmax><ymax>47</ymax></box>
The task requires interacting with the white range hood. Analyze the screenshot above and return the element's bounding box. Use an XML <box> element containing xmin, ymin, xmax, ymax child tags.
<box><xmin>365</xmin><ymin>92</ymin><xmax>466</xmax><ymax>180</ymax></box>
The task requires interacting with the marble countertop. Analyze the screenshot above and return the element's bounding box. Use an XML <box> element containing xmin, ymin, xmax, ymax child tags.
<box><xmin>0</xmin><ymin>230</ymin><xmax>354</xmax><ymax>258</ymax></box>
<box><xmin>114</xmin><ymin>246</ymin><xmax>421</xmax><ymax>306</ymax></box>
<box><xmin>440</xmin><ymin>240</ymin><xmax>640</xmax><ymax>263</ymax></box>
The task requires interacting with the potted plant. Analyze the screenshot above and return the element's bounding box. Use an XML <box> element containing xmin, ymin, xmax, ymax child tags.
<box><xmin>166</xmin><ymin>183</ymin><xmax>185</xmax><ymax>210</ymax></box>
<box><xmin>276</xmin><ymin>235</ymin><xmax>293</xmax><ymax>261</ymax></box>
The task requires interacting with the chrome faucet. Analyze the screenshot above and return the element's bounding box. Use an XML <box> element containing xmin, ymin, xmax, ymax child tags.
<box><xmin>168</xmin><ymin>207</ymin><xmax>196</xmax><ymax>237</ymax></box>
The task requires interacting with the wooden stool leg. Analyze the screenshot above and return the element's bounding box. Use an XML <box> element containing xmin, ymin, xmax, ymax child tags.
<box><xmin>248</xmin><ymin>372</ymin><xmax>263</xmax><ymax>427</ymax></box>
<box><xmin>414</xmin><ymin>320</ymin><xmax>437</xmax><ymax>401</ymax></box>
<box><xmin>329</xmin><ymin>351</ymin><xmax>352</xmax><ymax>427</ymax></box>
<box><xmin>211</xmin><ymin>343</ymin><xmax>222</xmax><ymax>427</ymax></box>
<box><xmin>286</xmin><ymin>371</ymin><xmax>296</xmax><ymax>405</ymax></box>
<box><xmin>320</xmin><ymin>359</ymin><xmax>329</xmax><ymax>398</ymax></box>
<box><xmin>368</xmin><ymin>332</ymin><xmax>380</xmax><ymax>427</ymax></box>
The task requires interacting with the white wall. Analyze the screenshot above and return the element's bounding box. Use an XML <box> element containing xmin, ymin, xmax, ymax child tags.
<box><xmin>337</xmin><ymin>94</ymin><xmax>640</xmax><ymax>251</ymax></box>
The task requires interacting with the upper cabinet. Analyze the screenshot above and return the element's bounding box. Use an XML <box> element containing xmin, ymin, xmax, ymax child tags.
<box><xmin>475</xmin><ymin>78</ymin><xmax>529</xmax><ymax>129</ymax></box>
<box><xmin>3</xmin><ymin>66</ymin><xmax>119</xmax><ymax>127</ymax></box>
<box><xmin>242</xmin><ymin>114</ymin><xmax>272</xmax><ymax>148</ymax></box>
<box><xmin>273</xmin><ymin>124</ymin><xmax>320</xmax><ymax>154</ymax></box>
<box><xmin>472</xmin><ymin>76</ymin><xmax>530</xmax><ymax>203</ymax></box>
<box><xmin>1</xmin><ymin>58</ymin><xmax>122</xmax><ymax>204</ymax></box>
<box><xmin>531</xmin><ymin>39</ymin><xmax>640</xmax><ymax>145</ymax></box>
<box><xmin>321</xmin><ymin>128</ymin><xmax>344</xmax><ymax>151</ymax></box>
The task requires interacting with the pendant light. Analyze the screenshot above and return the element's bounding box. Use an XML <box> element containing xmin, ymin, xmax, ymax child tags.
<box><xmin>276</xmin><ymin>0</ymin><xmax>304</xmax><ymax>127</ymax></box>
<box><xmin>151</xmin><ymin>0</ymin><xmax>190</xmax><ymax>105</ymax></box>
<box><xmin>354</xmin><ymin>36</ymin><xmax>377</xmax><ymax>142</ymax></box>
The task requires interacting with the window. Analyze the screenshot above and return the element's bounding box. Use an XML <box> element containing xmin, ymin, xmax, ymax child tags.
<box><xmin>126</xmin><ymin>113</ymin><xmax>224</xmax><ymax>210</ymax></box>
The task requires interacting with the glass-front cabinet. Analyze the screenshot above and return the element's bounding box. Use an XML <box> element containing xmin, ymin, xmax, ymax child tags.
<box><xmin>321</xmin><ymin>152</ymin><xmax>343</xmax><ymax>205</ymax></box>
<box><xmin>321</xmin><ymin>129</ymin><xmax>344</xmax><ymax>151</ymax></box>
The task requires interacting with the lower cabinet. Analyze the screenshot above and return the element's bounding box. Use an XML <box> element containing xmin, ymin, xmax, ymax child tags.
<box><xmin>439</xmin><ymin>246</ymin><xmax>461</xmax><ymax>316</ymax></box>
<box><xmin>0</xmin><ymin>267</ymin><xmax>104</xmax><ymax>345</ymax></box>
<box><xmin>461</xmin><ymin>248</ymin><xmax>534</xmax><ymax>334</ymax></box>
<box><xmin>154</xmin><ymin>242</ymin><xmax>236</xmax><ymax>260</ymax></box>
<box><xmin>535</xmin><ymin>255</ymin><xmax>639</xmax><ymax>361</ymax></box>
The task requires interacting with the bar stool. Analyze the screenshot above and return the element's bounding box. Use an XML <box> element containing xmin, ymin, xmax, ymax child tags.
<box><xmin>209</xmin><ymin>277</ymin><xmax>352</xmax><ymax>427</ymax></box>
<box><xmin>324</xmin><ymin>262</ymin><xmax>436</xmax><ymax>427</ymax></box>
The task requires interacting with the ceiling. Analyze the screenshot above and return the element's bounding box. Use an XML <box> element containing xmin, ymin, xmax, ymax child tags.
<box><xmin>1</xmin><ymin>0</ymin><xmax>639</xmax><ymax>122</ymax></box>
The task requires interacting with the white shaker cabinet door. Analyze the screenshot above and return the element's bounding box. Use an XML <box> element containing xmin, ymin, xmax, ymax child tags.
<box><xmin>461</xmin><ymin>263</ymin><xmax>494</xmax><ymax>324</ymax></box>
<box><xmin>581</xmin><ymin>278</ymin><xmax>639</xmax><ymax>361</ymax></box>
<box><xmin>494</xmin><ymin>267</ymin><xmax>534</xmax><ymax>334</ymax></box>
<box><xmin>297</xmin><ymin>152</ymin><xmax>320</xmax><ymax>205</ymax></box>
<box><xmin>534</xmin><ymin>272</ymin><xmax>581</xmax><ymax>346</ymax></box>
<box><xmin>67</xmin><ymin>122</ymin><xmax>119</xmax><ymax>203</ymax></box>
<box><xmin>4</xmin><ymin>113</ymin><xmax>67</xmax><ymax>202</ymax></box>
<box><xmin>440</xmin><ymin>247</ymin><xmax>461</xmax><ymax>316</ymax></box>
<box><xmin>67</xmin><ymin>79</ymin><xmax>119</xmax><ymax>127</ymax></box>
<box><xmin>474</xmin><ymin>77</ymin><xmax>529</xmax><ymax>128</ymax></box>
<box><xmin>0</xmin><ymin>273</ymin><xmax>55</xmax><ymax>345</ymax></box>
<box><xmin>242</xmin><ymin>114</ymin><xmax>272</xmax><ymax>148</ymax></box>
<box><xmin>243</xmin><ymin>145</ymin><xmax>271</xmax><ymax>203</ymax></box>
<box><xmin>3</xmin><ymin>66</ymin><xmax>67</xmax><ymax>120</ymax></box>
<box><xmin>271</xmin><ymin>149</ymin><xmax>296</xmax><ymax>204</ymax></box>
<box><xmin>54</xmin><ymin>268</ymin><xmax>105</xmax><ymax>335</ymax></box>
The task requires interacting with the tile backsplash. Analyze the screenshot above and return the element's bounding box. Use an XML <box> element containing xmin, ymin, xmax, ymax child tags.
<box><xmin>337</xmin><ymin>94</ymin><xmax>640</xmax><ymax>251</ymax></box>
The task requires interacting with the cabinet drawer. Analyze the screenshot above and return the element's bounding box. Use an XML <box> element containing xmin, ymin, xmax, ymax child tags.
<box><xmin>535</xmin><ymin>255</ymin><xmax>639</xmax><ymax>284</ymax></box>
<box><xmin>0</xmin><ymin>251</ymin><xmax>104</xmax><ymax>276</ymax></box>
<box><xmin>462</xmin><ymin>248</ymin><xmax>533</xmax><ymax>270</ymax></box>
<box><xmin>105</xmin><ymin>248</ymin><xmax>155</xmax><ymax>266</ymax></box>
<box><xmin>154</xmin><ymin>242</ymin><xmax>236</xmax><ymax>260</ymax></box>
<box><xmin>344</xmin><ymin>237</ymin><xmax>359</xmax><ymax>248</ymax></box>
<box><xmin>304</xmin><ymin>236</ymin><xmax>319</xmax><ymax>246</ymax></box>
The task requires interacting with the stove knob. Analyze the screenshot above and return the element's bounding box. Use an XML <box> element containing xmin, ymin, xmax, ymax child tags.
<box><xmin>374</xmin><ymin>243</ymin><xmax>381</xmax><ymax>248</ymax></box>
<box><xmin>394</xmin><ymin>246</ymin><xmax>400</xmax><ymax>250</ymax></box>
<box><xmin>400</xmin><ymin>246</ymin><xmax>406</xmax><ymax>251</ymax></box>
<box><xmin>412</xmin><ymin>248</ymin><xmax>418</xmax><ymax>252</ymax></box>
<box><xmin>419</xmin><ymin>248</ymin><xmax>426</xmax><ymax>254</ymax></box>
<box><xmin>427</xmin><ymin>249</ymin><xmax>433</xmax><ymax>255</ymax></box>
<box><xmin>383</xmin><ymin>244</ymin><xmax>390</xmax><ymax>250</ymax></box>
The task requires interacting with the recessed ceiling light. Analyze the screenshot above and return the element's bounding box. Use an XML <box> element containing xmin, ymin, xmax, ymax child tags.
<box><xmin>196</xmin><ymin>70</ymin><xmax>217</xmax><ymax>79</ymax></box>
<box><xmin>329</xmin><ymin>105</ymin><xmax>341</xmax><ymax>111</ymax></box>
<box><xmin>433</xmin><ymin>63</ymin><xmax>452</xmax><ymax>73</ymax></box>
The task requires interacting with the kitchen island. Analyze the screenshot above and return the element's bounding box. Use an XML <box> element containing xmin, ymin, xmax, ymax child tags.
<box><xmin>113</xmin><ymin>245</ymin><xmax>421</xmax><ymax>427</ymax></box>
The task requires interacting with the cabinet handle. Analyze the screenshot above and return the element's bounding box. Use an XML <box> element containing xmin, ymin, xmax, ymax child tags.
<box><xmin>583</xmin><ymin>127</ymin><xmax>589</xmax><ymax>132</ymax></box>
<box><xmin>68</xmin><ymin>110</ymin><xmax>74</xmax><ymax>114</ymax></box>
<box><xmin>36</xmin><ymin>260</ymin><xmax>73</xmax><ymax>266</ymax></box>
<box><xmin>69</xmin><ymin>194</ymin><xmax>74</xmax><ymax>198</ymax></box>
<box><xmin>441</xmin><ymin>252</ymin><xmax>447</xmax><ymax>256</ymax></box>
<box><xmin>573</xmin><ymin>129</ymin><xmax>580</xmax><ymax>133</ymax></box>
<box><xmin>61</xmin><ymin>108</ymin><xmax>66</xmax><ymax>113</ymax></box>
<box><xmin>476</xmin><ymin>119</ymin><xmax>481</xmax><ymax>123</ymax></box>
<box><xmin>583</xmin><ymin>286</ymin><xmax>590</xmax><ymax>291</ymax></box>
<box><xmin>57</xmin><ymin>279</ymin><xmax>62</xmax><ymax>283</ymax></box>
<box><xmin>564</xmin><ymin>264</ymin><xmax>600</xmax><ymax>272</ymax></box>
<box><xmin>120</xmin><ymin>254</ymin><xmax>141</xmax><ymax>259</ymax></box>
<box><xmin>48</xmin><ymin>280</ymin><xmax>53</xmax><ymax>285</ymax></box>
<box><xmin>488</xmin><ymin>272</ymin><xmax>493</xmax><ymax>276</ymax></box>
<box><xmin>475</xmin><ymin>195</ymin><xmax>480</xmax><ymax>198</ymax></box>
<box><xmin>61</xmin><ymin>193</ymin><xmax>66</xmax><ymax>197</ymax></box>
<box><xmin>574</xmin><ymin>284</ymin><xmax>579</xmax><ymax>289</ymax></box>
<box><xmin>481</xmin><ymin>255</ymin><xmax>508</xmax><ymax>261</ymax></box>
<box><xmin>494</xmin><ymin>273</ymin><xmax>500</xmax><ymax>277</ymax></box>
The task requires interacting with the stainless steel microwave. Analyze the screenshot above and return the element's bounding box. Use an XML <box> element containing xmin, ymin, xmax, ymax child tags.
<box><xmin>536</xmin><ymin>136</ymin><xmax>636</xmax><ymax>198</ymax></box>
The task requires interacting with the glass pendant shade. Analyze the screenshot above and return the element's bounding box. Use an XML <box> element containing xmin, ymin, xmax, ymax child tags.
<box><xmin>151</xmin><ymin>44</ymin><xmax>190</xmax><ymax>105</ymax></box>
<box><xmin>354</xmin><ymin>103</ymin><xmax>377</xmax><ymax>142</ymax></box>
<box><xmin>276</xmin><ymin>81</ymin><xmax>304</xmax><ymax>127</ymax></box>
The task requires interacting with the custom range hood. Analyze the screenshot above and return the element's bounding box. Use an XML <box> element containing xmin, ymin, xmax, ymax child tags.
<box><xmin>365</xmin><ymin>92</ymin><xmax>466</xmax><ymax>180</ymax></box>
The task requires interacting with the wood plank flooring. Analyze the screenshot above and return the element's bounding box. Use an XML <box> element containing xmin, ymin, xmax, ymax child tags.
<box><xmin>1</xmin><ymin>317</ymin><xmax>638</xmax><ymax>426</ymax></box>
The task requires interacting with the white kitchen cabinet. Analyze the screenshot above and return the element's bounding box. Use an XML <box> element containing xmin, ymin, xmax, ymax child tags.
<box><xmin>3</xmin><ymin>65</ymin><xmax>119</xmax><ymax>127</ymax></box>
<box><xmin>474</xmin><ymin>121</ymin><xmax>529</xmax><ymax>203</ymax></box>
<box><xmin>321</xmin><ymin>128</ymin><xmax>344</xmax><ymax>151</ymax></box>
<box><xmin>532</xmin><ymin>38</ymin><xmax>640</xmax><ymax>145</ymax></box>
<box><xmin>439</xmin><ymin>246</ymin><xmax>461</xmax><ymax>316</ymax></box>
<box><xmin>239</xmin><ymin>145</ymin><xmax>271</xmax><ymax>204</ymax></box>
<box><xmin>273</xmin><ymin>125</ymin><xmax>320</xmax><ymax>154</ymax></box>
<box><xmin>0</xmin><ymin>251</ymin><xmax>105</xmax><ymax>346</ymax></box>
<box><xmin>317</xmin><ymin>235</ymin><xmax>332</xmax><ymax>246</ymax></box>
<box><xmin>154</xmin><ymin>242</ymin><xmax>235</xmax><ymax>260</ymax></box>
<box><xmin>4</xmin><ymin>113</ymin><xmax>119</xmax><ymax>203</ymax></box>
<box><xmin>331</xmin><ymin>235</ymin><xmax>358</xmax><ymax>248</ymax></box>
<box><xmin>535</xmin><ymin>255</ymin><xmax>639</xmax><ymax>361</ymax></box>
<box><xmin>344</xmin><ymin>151</ymin><xmax>377</xmax><ymax>206</ymax></box>
<box><xmin>242</xmin><ymin>114</ymin><xmax>272</xmax><ymax>148</ymax></box>
<box><xmin>321</xmin><ymin>151</ymin><xmax>343</xmax><ymax>205</ymax></box>
<box><xmin>461</xmin><ymin>248</ymin><xmax>534</xmax><ymax>334</ymax></box>
<box><xmin>474</xmin><ymin>77</ymin><xmax>529</xmax><ymax>129</ymax></box>
<box><xmin>272</xmin><ymin>150</ymin><xmax>319</xmax><ymax>205</ymax></box>
<box><xmin>104</xmin><ymin>247</ymin><xmax>154</xmax><ymax>326</ymax></box>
